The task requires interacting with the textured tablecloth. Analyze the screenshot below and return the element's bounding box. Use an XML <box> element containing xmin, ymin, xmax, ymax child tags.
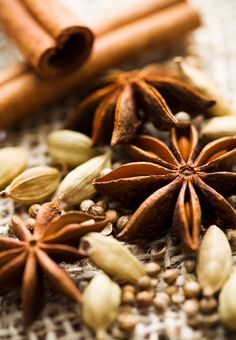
<box><xmin>0</xmin><ymin>1</ymin><xmax>236</xmax><ymax>339</ymax></box>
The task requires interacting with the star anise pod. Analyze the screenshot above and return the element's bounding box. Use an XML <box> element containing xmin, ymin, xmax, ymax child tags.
<box><xmin>0</xmin><ymin>199</ymin><xmax>107</xmax><ymax>327</ymax></box>
<box><xmin>68</xmin><ymin>66</ymin><xmax>215</xmax><ymax>146</ymax></box>
<box><xmin>94</xmin><ymin>124</ymin><xmax>236</xmax><ymax>251</ymax></box>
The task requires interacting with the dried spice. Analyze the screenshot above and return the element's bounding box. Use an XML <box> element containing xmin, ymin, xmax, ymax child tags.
<box><xmin>175</xmin><ymin>57</ymin><xmax>235</xmax><ymax>117</ymax></box>
<box><xmin>94</xmin><ymin>122</ymin><xmax>236</xmax><ymax>251</ymax></box>
<box><xmin>57</xmin><ymin>152</ymin><xmax>111</xmax><ymax>205</ymax></box>
<box><xmin>82</xmin><ymin>272</ymin><xmax>121</xmax><ymax>340</ymax></box>
<box><xmin>0</xmin><ymin>147</ymin><xmax>28</xmax><ymax>190</ymax></box>
<box><xmin>0</xmin><ymin>166</ymin><xmax>60</xmax><ymax>204</ymax></box>
<box><xmin>47</xmin><ymin>129</ymin><xmax>97</xmax><ymax>167</ymax></box>
<box><xmin>197</xmin><ymin>225</ymin><xmax>232</xmax><ymax>296</ymax></box>
<box><xmin>68</xmin><ymin>65</ymin><xmax>214</xmax><ymax>145</ymax></box>
<box><xmin>219</xmin><ymin>272</ymin><xmax>236</xmax><ymax>330</ymax></box>
<box><xmin>79</xmin><ymin>233</ymin><xmax>146</xmax><ymax>282</ymax></box>
<box><xmin>0</xmin><ymin>199</ymin><xmax>108</xmax><ymax>327</ymax></box>
<box><xmin>201</xmin><ymin>116</ymin><xmax>236</xmax><ymax>140</ymax></box>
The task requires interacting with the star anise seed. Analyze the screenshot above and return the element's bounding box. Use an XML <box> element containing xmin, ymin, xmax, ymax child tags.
<box><xmin>93</xmin><ymin>124</ymin><xmax>236</xmax><ymax>251</ymax></box>
<box><xmin>0</xmin><ymin>198</ymin><xmax>108</xmax><ymax>327</ymax></box>
<box><xmin>68</xmin><ymin>66</ymin><xmax>215</xmax><ymax>146</ymax></box>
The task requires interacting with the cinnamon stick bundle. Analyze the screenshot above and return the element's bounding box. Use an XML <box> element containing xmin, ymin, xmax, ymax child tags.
<box><xmin>0</xmin><ymin>0</ymin><xmax>184</xmax><ymax>78</ymax></box>
<box><xmin>0</xmin><ymin>2</ymin><xmax>201</xmax><ymax>128</ymax></box>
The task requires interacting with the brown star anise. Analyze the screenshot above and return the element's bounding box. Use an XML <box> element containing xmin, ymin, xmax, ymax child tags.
<box><xmin>93</xmin><ymin>124</ymin><xmax>236</xmax><ymax>251</ymax></box>
<box><xmin>68</xmin><ymin>66</ymin><xmax>215</xmax><ymax>146</ymax></box>
<box><xmin>0</xmin><ymin>199</ymin><xmax>107</xmax><ymax>327</ymax></box>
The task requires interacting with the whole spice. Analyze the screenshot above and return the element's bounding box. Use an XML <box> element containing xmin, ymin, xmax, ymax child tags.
<box><xmin>219</xmin><ymin>272</ymin><xmax>236</xmax><ymax>331</ymax></box>
<box><xmin>201</xmin><ymin>116</ymin><xmax>236</xmax><ymax>140</ymax></box>
<box><xmin>69</xmin><ymin>66</ymin><xmax>214</xmax><ymax>146</ymax></box>
<box><xmin>153</xmin><ymin>292</ymin><xmax>170</xmax><ymax>311</ymax></box>
<box><xmin>175</xmin><ymin>57</ymin><xmax>235</xmax><ymax>117</ymax></box>
<box><xmin>0</xmin><ymin>0</ymin><xmax>94</xmax><ymax>77</ymax></box>
<box><xmin>57</xmin><ymin>152</ymin><xmax>111</xmax><ymax>205</ymax></box>
<box><xmin>0</xmin><ymin>199</ymin><xmax>108</xmax><ymax>326</ymax></box>
<box><xmin>183</xmin><ymin>281</ymin><xmax>201</xmax><ymax>298</ymax></box>
<box><xmin>80</xmin><ymin>199</ymin><xmax>95</xmax><ymax>212</ymax></box>
<box><xmin>183</xmin><ymin>299</ymin><xmax>199</xmax><ymax>316</ymax></box>
<box><xmin>0</xmin><ymin>147</ymin><xmax>28</xmax><ymax>190</ymax></box>
<box><xmin>197</xmin><ymin>225</ymin><xmax>232</xmax><ymax>296</ymax></box>
<box><xmin>0</xmin><ymin>2</ymin><xmax>201</xmax><ymax>129</ymax></box>
<box><xmin>28</xmin><ymin>204</ymin><xmax>41</xmax><ymax>218</ymax></box>
<box><xmin>0</xmin><ymin>166</ymin><xmax>60</xmax><ymax>204</ymax></box>
<box><xmin>94</xmin><ymin>122</ymin><xmax>236</xmax><ymax>251</ymax></box>
<box><xmin>79</xmin><ymin>233</ymin><xmax>146</xmax><ymax>282</ymax></box>
<box><xmin>200</xmin><ymin>297</ymin><xmax>217</xmax><ymax>314</ymax></box>
<box><xmin>145</xmin><ymin>262</ymin><xmax>161</xmax><ymax>277</ymax></box>
<box><xmin>82</xmin><ymin>272</ymin><xmax>121</xmax><ymax>340</ymax></box>
<box><xmin>47</xmin><ymin>129</ymin><xmax>97</xmax><ymax>167</ymax></box>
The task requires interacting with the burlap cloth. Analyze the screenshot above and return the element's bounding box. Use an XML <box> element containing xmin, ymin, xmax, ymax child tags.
<box><xmin>0</xmin><ymin>0</ymin><xmax>236</xmax><ymax>339</ymax></box>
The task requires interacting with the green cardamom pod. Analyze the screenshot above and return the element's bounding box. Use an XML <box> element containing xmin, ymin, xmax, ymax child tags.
<box><xmin>82</xmin><ymin>272</ymin><xmax>121</xmax><ymax>340</ymax></box>
<box><xmin>79</xmin><ymin>232</ymin><xmax>146</xmax><ymax>282</ymax></box>
<box><xmin>1</xmin><ymin>166</ymin><xmax>60</xmax><ymax>204</ymax></box>
<box><xmin>0</xmin><ymin>147</ymin><xmax>28</xmax><ymax>190</ymax></box>
<box><xmin>197</xmin><ymin>225</ymin><xmax>232</xmax><ymax>296</ymax></box>
<box><xmin>219</xmin><ymin>272</ymin><xmax>236</xmax><ymax>330</ymax></box>
<box><xmin>48</xmin><ymin>129</ymin><xmax>97</xmax><ymax>167</ymax></box>
<box><xmin>57</xmin><ymin>152</ymin><xmax>111</xmax><ymax>205</ymax></box>
<box><xmin>175</xmin><ymin>57</ymin><xmax>235</xmax><ymax>117</ymax></box>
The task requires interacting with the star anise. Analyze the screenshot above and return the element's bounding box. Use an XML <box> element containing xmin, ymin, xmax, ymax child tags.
<box><xmin>68</xmin><ymin>65</ymin><xmax>215</xmax><ymax>146</ymax></box>
<box><xmin>0</xmin><ymin>199</ymin><xmax>107</xmax><ymax>327</ymax></box>
<box><xmin>93</xmin><ymin>124</ymin><xmax>236</xmax><ymax>251</ymax></box>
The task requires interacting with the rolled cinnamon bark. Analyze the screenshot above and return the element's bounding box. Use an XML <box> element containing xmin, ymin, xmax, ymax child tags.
<box><xmin>0</xmin><ymin>0</ymin><xmax>94</xmax><ymax>78</ymax></box>
<box><xmin>0</xmin><ymin>2</ymin><xmax>201</xmax><ymax>128</ymax></box>
<box><xmin>0</xmin><ymin>0</ymin><xmax>184</xmax><ymax>78</ymax></box>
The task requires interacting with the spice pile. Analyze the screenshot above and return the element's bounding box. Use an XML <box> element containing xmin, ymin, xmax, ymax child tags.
<box><xmin>0</xmin><ymin>57</ymin><xmax>236</xmax><ymax>339</ymax></box>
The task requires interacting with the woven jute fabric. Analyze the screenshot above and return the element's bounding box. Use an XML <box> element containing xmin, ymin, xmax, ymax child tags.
<box><xmin>0</xmin><ymin>0</ymin><xmax>236</xmax><ymax>339</ymax></box>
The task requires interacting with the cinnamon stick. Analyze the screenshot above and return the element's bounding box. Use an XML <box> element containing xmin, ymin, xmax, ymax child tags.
<box><xmin>0</xmin><ymin>0</ymin><xmax>94</xmax><ymax>78</ymax></box>
<box><xmin>0</xmin><ymin>2</ymin><xmax>201</xmax><ymax>129</ymax></box>
<box><xmin>0</xmin><ymin>0</ymin><xmax>184</xmax><ymax>78</ymax></box>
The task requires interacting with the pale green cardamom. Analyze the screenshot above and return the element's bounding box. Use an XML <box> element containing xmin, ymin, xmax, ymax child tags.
<box><xmin>57</xmin><ymin>152</ymin><xmax>111</xmax><ymax>205</ymax></box>
<box><xmin>48</xmin><ymin>129</ymin><xmax>97</xmax><ymax>167</ymax></box>
<box><xmin>0</xmin><ymin>147</ymin><xmax>28</xmax><ymax>190</ymax></box>
<box><xmin>82</xmin><ymin>272</ymin><xmax>121</xmax><ymax>340</ymax></box>
<box><xmin>79</xmin><ymin>232</ymin><xmax>146</xmax><ymax>282</ymax></box>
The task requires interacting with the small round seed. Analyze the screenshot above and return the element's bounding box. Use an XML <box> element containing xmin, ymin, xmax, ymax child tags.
<box><xmin>118</xmin><ymin>314</ymin><xmax>137</xmax><ymax>331</ymax></box>
<box><xmin>123</xmin><ymin>284</ymin><xmax>136</xmax><ymax>293</ymax></box>
<box><xmin>99</xmin><ymin>167</ymin><xmax>112</xmax><ymax>177</ymax></box>
<box><xmin>184</xmin><ymin>259</ymin><xmax>196</xmax><ymax>273</ymax></box>
<box><xmin>136</xmin><ymin>291</ymin><xmax>154</xmax><ymax>306</ymax></box>
<box><xmin>187</xmin><ymin>316</ymin><xmax>199</xmax><ymax>328</ymax></box>
<box><xmin>150</xmin><ymin>278</ymin><xmax>158</xmax><ymax>289</ymax></box>
<box><xmin>116</xmin><ymin>215</ymin><xmax>131</xmax><ymax>232</ymax></box>
<box><xmin>87</xmin><ymin>204</ymin><xmax>105</xmax><ymax>216</ymax></box>
<box><xmin>183</xmin><ymin>281</ymin><xmax>201</xmax><ymax>298</ymax></box>
<box><xmin>122</xmin><ymin>291</ymin><xmax>136</xmax><ymax>304</ymax></box>
<box><xmin>137</xmin><ymin>276</ymin><xmax>152</xmax><ymax>290</ymax></box>
<box><xmin>80</xmin><ymin>199</ymin><xmax>94</xmax><ymax>212</ymax></box>
<box><xmin>24</xmin><ymin>217</ymin><xmax>36</xmax><ymax>231</ymax></box>
<box><xmin>162</xmin><ymin>269</ymin><xmax>179</xmax><ymax>285</ymax></box>
<box><xmin>183</xmin><ymin>299</ymin><xmax>199</xmax><ymax>316</ymax></box>
<box><xmin>96</xmin><ymin>200</ymin><xmax>109</xmax><ymax>211</ymax></box>
<box><xmin>28</xmin><ymin>204</ymin><xmax>41</xmax><ymax>218</ymax></box>
<box><xmin>200</xmin><ymin>297</ymin><xmax>218</xmax><ymax>314</ymax></box>
<box><xmin>145</xmin><ymin>262</ymin><xmax>161</xmax><ymax>277</ymax></box>
<box><xmin>165</xmin><ymin>285</ymin><xmax>178</xmax><ymax>296</ymax></box>
<box><xmin>153</xmin><ymin>292</ymin><xmax>170</xmax><ymax>311</ymax></box>
<box><xmin>198</xmin><ymin>313</ymin><xmax>220</xmax><ymax>326</ymax></box>
<box><xmin>106</xmin><ymin>209</ymin><xmax>119</xmax><ymax>224</ymax></box>
<box><xmin>171</xmin><ymin>292</ymin><xmax>185</xmax><ymax>304</ymax></box>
